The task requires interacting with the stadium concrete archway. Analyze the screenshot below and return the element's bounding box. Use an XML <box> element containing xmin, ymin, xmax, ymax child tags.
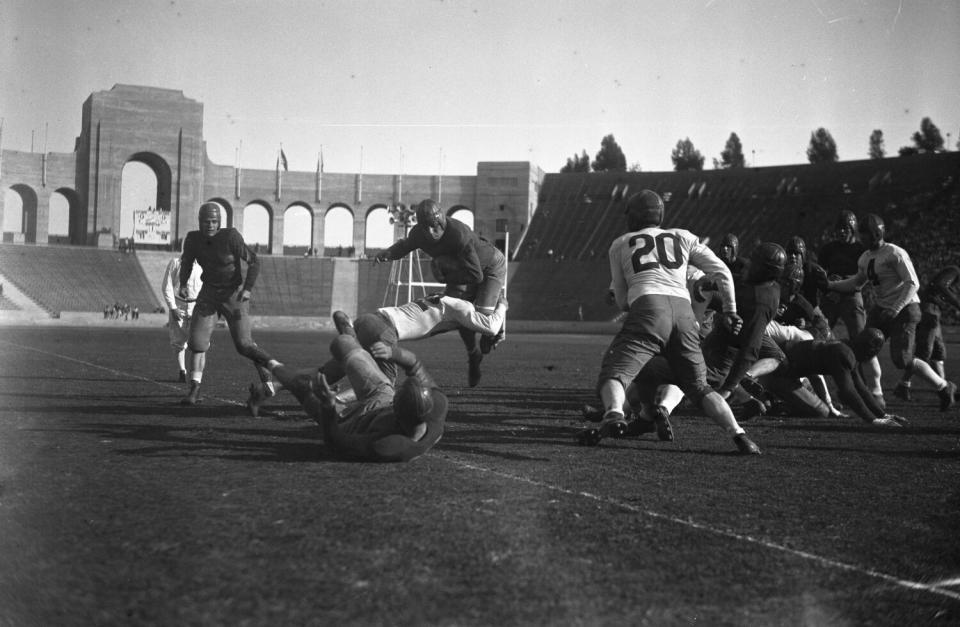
<box><xmin>283</xmin><ymin>202</ymin><xmax>314</xmax><ymax>255</ymax></box>
<box><xmin>242</xmin><ymin>201</ymin><xmax>273</xmax><ymax>253</ymax></box>
<box><xmin>4</xmin><ymin>184</ymin><xmax>38</xmax><ymax>243</ymax></box>
<box><xmin>449</xmin><ymin>205</ymin><xmax>475</xmax><ymax>230</ymax></box>
<box><xmin>323</xmin><ymin>204</ymin><xmax>354</xmax><ymax>256</ymax></box>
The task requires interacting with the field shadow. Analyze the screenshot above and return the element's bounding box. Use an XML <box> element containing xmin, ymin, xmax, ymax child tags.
<box><xmin>30</xmin><ymin>420</ymin><xmax>343</xmax><ymax>463</ymax></box>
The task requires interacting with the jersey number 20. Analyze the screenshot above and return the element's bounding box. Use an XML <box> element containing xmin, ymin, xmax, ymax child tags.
<box><xmin>629</xmin><ymin>233</ymin><xmax>684</xmax><ymax>273</ymax></box>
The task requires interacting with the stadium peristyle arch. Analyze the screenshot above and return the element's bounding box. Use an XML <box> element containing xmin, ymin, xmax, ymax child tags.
<box><xmin>4</xmin><ymin>184</ymin><xmax>38</xmax><ymax>243</ymax></box>
<box><xmin>0</xmin><ymin>85</ymin><xmax>539</xmax><ymax>253</ymax></box>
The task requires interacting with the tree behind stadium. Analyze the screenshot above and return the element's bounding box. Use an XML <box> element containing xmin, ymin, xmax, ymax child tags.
<box><xmin>591</xmin><ymin>134</ymin><xmax>627</xmax><ymax>172</ymax></box>
<box><xmin>869</xmin><ymin>130</ymin><xmax>885</xmax><ymax>159</ymax></box>
<box><xmin>560</xmin><ymin>150</ymin><xmax>591</xmax><ymax>173</ymax></box>
<box><xmin>672</xmin><ymin>137</ymin><xmax>705</xmax><ymax>171</ymax></box>
<box><xmin>713</xmin><ymin>132</ymin><xmax>745</xmax><ymax>169</ymax></box>
<box><xmin>807</xmin><ymin>128</ymin><xmax>838</xmax><ymax>164</ymax></box>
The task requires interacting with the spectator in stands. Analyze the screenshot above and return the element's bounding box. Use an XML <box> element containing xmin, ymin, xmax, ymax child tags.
<box><xmin>162</xmin><ymin>253</ymin><xmax>203</xmax><ymax>383</ymax></box>
<box><xmin>821</xmin><ymin>213</ymin><xmax>958</xmax><ymax>411</ymax></box>
<box><xmin>256</xmin><ymin>322</ymin><xmax>448</xmax><ymax>462</ymax></box>
<box><xmin>375</xmin><ymin>199</ymin><xmax>507</xmax><ymax>386</ymax></box>
<box><xmin>179</xmin><ymin>202</ymin><xmax>275</xmax><ymax>406</ymax></box>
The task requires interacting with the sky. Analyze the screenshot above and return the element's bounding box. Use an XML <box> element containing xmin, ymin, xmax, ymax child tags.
<box><xmin>1</xmin><ymin>0</ymin><xmax>958</xmax><ymax>178</ymax></box>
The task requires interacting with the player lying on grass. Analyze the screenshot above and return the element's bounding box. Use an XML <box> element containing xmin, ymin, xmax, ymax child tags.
<box><xmin>376</xmin><ymin>199</ymin><xmax>507</xmax><ymax>386</ymax></box>
<box><xmin>260</xmin><ymin>332</ymin><xmax>447</xmax><ymax>462</ymax></box>
<box><xmin>752</xmin><ymin>328</ymin><xmax>908</xmax><ymax>427</ymax></box>
<box><xmin>246</xmin><ymin>293</ymin><xmax>507</xmax><ymax>417</ymax></box>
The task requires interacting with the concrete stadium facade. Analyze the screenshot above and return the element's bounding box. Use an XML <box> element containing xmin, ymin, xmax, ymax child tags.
<box><xmin>0</xmin><ymin>84</ymin><xmax>544</xmax><ymax>257</ymax></box>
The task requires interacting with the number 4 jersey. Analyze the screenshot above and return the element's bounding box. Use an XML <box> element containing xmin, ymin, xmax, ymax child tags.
<box><xmin>608</xmin><ymin>227</ymin><xmax>734</xmax><ymax>311</ymax></box>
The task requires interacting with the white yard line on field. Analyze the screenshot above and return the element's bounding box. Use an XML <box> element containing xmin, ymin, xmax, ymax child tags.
<box><xmin>447</xmin><ymin>458</ymin><xmax>960</xmax><ymax>603</ymax></box>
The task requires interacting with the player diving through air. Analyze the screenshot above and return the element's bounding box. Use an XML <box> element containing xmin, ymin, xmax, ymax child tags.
<box><xmin>246</xmin><ymin>290</ymin><xmax>508</xmax><ymax>417</ymax></box>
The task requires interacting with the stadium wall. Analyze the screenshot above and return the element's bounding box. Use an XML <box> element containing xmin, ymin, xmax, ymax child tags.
<box><xmin>1</xmin><ymin>84</ymin><xmax>542</xmax><ymax>261</ymax></box>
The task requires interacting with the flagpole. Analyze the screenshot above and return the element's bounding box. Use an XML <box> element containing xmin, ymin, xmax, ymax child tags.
<box><xmin>357</xmin><ymin>145</ymin><xmax>363</xmax><ymax>203</ymax></box>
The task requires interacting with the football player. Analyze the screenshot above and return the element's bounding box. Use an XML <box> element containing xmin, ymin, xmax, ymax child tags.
<box><xmin>376</xmin><ymin>199</ymin><xmax>507</xmax><ymax>386</ymax></box>
<box><xmin>245</xmin><ymin>295</ymin><xmax>507</xmax><ymax>417</ymax></box>
<box><xmin>587</xmin><ymin>189</ymin><xmax>760</xmax><ymax>455</ymax></box>
<box><xmin>822</xmin><ymin>213</ymin><xmax>958</xmax><ymax>411</ymax></box>
<box><xmin>894</xmin><ymin>265</ymin><xmax>960</xmax><ymax>400</ymax></box>
<box><xmin>161</xmin><ymin>250</ymin><xmax>203</xmax><ymax>383</ymax></box>
<box><xmin>760</xmin><ymin>328</ymin><xmax>908</xmax><ymax>427</ymax></box>
<box><xmin>817</xmin><ymin>210</ymin><xmax>867</xmax><ymax>339</ymax></box>
<box><xmin>178</xmin><ymin>202</ymin><xmax>275</xmax><ymax>405</ymax></box>
<box><xmin>261</xmin><ymin>335</ymin><xmax>447</xmax><ymax>463</ymax></box>
<box><xmin>717</xmin><ymin>232</ymin><xmax>748</xmax><ymax>277</ymax></box>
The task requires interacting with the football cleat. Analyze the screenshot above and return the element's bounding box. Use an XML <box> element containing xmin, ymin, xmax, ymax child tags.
<box><xmin>468</xmin><ymin>351</ymin><xmax>483</xmax><ymax>387</ymax></box>
<box><xmin>893</xmin><ymin>382</ymin><xmax>912</xmax><ymax>401</ymax></box>
<box><xmin>733</xmin><ymin>433</ymin><xmax>761</xmax><ymax>455</ymax></box>
<box><xmin>739</xmin><ymin>396</ymin><xmax>766</xmax><ymax>421</ymax></box>
<box><xmin>246</xmin><ymin>382</ymin><xmax>266</xmax><ymax>418</ymax></box>
<box><xmin>870</xmin><ymin>414</ymin><xmax>907</xmax><ymax>428</ymax></box>
<box><xmin>576</xmin><ymin>427</ymin><xmax>602</xmax><ymax>446</ymax></box>
<box><xmin>180</xmin><ymin>381</ymin><xmax>202</xmax><ymax>405</ymax></box>
<box><xmin>939</xmin><ymin>381</ymin><xmax>957</xmax><ymax>412</ymax></box>
<box><xmin>653</xmin><ymin>405</ymin><xmax>674</xmax><ymax>441</ymax></box>
<box><xmin>739</xmin><ymin>376</ymin><xmax>765</xmax><ymax>400</ymax></box>
<box><xmin>580</xmin><ymin>403</ymin><xmax>604</xmax><ymax>423</ymax></box>
<box><xmin>598</xmin><ymin>411</ymin><xmax>629</xmax><ymax>439</ymax></box>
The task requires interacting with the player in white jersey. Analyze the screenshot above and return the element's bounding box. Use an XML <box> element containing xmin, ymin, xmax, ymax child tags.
<box><xmin>161</xmin><ymin>253</ymin><xmax>203</xmax><ymax>383</ymax></box>
<box><xmin>245</xmin><ymin>294</ymin><xmax>506</xmax><ymax>416</ymax></box>
<box><xmin>586</xmin><ymin>189</ymin><xmax>760</xmax><ymax>454</ymax></box>
<box><xmin>823</xmin><ymin>213</ymin><xmax>957</xmax><ymax>411</ymax></box>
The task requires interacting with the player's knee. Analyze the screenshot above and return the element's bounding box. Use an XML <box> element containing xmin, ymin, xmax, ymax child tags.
<box><xmin>330</xmin><ymin>335</ymin><xmax>362</xmax><ymax>362</ymax></box>
<box><xmin>187</xmin><ymin>340</ymin><xmax>209</xmax><ymax>353</ymax></box>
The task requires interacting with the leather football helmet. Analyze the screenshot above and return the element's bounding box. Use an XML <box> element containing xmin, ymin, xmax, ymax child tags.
<box><xmin>746</xmin><ymin>242</ymin><xmax>787</xmax><ymax>284</ymax></box>
<box><xmin>624</xmin><ymin>190</ymin><xmax>664</xmax><ymax>231</ymax></box>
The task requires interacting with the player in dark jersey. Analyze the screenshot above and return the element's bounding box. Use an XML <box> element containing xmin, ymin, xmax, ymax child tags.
<box><xmin>178</xmin><ymin>202</ymin><xmax>273</xmax><ymax>405</ymax></box>
<box><xmin>784</xmin><ymin>236</ymin><xmax>828</xmax><ymax>312</ymax></box>
<box><xmin>376</xmin><ymin>199</ymin><xmax>507</xmax><ymax>386</ymax></box>
<box><xmin>718</xmin><ymin>232</ymin><xmax>748</xmax><ymax>277</ymax></box>
<box><xmin>894</xmin><ymin>265</ymin><xmax>960</xmax><ymax>401</ymax></box>
<box><xmin>705</xmin><ymin>242</ymin><xmax>787</xmax><ymax>398</ymax></box>
<box><xmin>260</xmin><ymin>333</ymin><xmax>447</xmax><ymax>462</ymax></box>
<box><xmin>762</xmin><ymin>329</ymin><xmax>907</xmax><ymax>426</ymax></box>
<box><xmin>817</xmin><ymin>210</ymin><xmax>866</xmax><ymax>339</ymax></box>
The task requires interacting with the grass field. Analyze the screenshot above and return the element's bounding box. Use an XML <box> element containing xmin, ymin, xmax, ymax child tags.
<box><xmin>1</xmin><ymin>325</ymin><xmax>959</xmax><ymax>626</ymax></box>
